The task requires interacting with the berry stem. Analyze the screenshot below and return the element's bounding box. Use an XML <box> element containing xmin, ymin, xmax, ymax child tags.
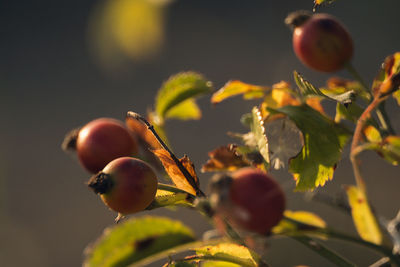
<box><xmin>126</xmin><ymin>111</ymin><xmax>205</xmax><ymax>197</ymax></box>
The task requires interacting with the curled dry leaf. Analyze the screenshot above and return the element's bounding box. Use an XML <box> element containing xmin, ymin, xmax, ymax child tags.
<box><xmin>126</xmin><ymin>115</ymin><xmax>162</xmax><ymax>150</ymax></box>
<box><xmin>201</xmin><ymin>144</ymin><xmax>251</xmax><ymax>172</ymax></box>
<box><xmin>153</xmin><ymin>149</ymin><xmax>200</xmax><ymax>196</ymax></box>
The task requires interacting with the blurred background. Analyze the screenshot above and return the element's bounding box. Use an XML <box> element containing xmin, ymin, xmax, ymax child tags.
<box><xmin>1</xmin><ymin>0</ymin><xmax>400</xmax><ymax>266</ymax></box>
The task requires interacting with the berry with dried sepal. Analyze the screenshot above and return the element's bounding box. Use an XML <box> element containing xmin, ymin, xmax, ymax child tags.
<box><xmin>286</xmin><ymin>10</ymin><xmax>353</xmax><ymax>72</ymax></box>
<box><xmin>88</xmin><ymin>157</ymin><xmax>158</xmax><ymax>215</ymax></box>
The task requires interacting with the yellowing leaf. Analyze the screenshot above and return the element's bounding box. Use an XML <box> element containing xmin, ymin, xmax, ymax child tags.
<box><xmin>201</xmin><ymin>144</ymin><xmax>250</xmax><ymax>172</ymax></box>
<box><xmin>153</xmin><ymin>149</ymin><xmax>200</xmax><ymax>196</ymax></box>
<box><xmin>272</xmin><ymin>210</ymin><xmax>326</xmax><ymax>235</ymax></box>
<box><xmin>359</xmin><ymin>136</ymin><xmax>400</xmax><ymax>166</ymax></box>
<box><xmin>285</xmin><ymin>210</ymin><xmax>327</xmax><ymax>228</ymax></box>
<box><xmin>363</xmin><ymin>125</ymin><xmax>382</xmax><ymax>143</ymax></box>
<box><xmin>195</xmin><ymin>243</ymin><xmax>260</xmax><ymax>267</ymax></box>
<box><xmin>345</xmin><ymin>185</ymin><xmax>383</xmax><ymax>245</ymax></box>
<box><xmin>261</xmin><ymin>81</ymin><xmax>325</xmax><ymax>120</ymax></box>
<box><xmin>146</xmin><ymin>186</ymin><xmax>193</xmax><ymax>210</ymax></box>
<box><xmin>211</xmin><ymin>80</ymin><xmax>268</xmax><ymax>104</ymax></box>
<box><xmin>268</xmin><ymin>104</ymin><xmax>351</xmax><ymax>191</ymax></box>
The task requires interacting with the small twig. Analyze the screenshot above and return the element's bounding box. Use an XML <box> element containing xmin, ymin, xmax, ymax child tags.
<box><xmin>127</xmin><ymin>111</ymin><xmax>205</xmax><ymax>197</ymax></box>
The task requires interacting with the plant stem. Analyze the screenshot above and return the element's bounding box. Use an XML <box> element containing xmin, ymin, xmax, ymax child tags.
<box><xmin>127</xmin><ymin>111</ymin><xmax>205</xmax><ymax>197</ymax></box>
<box><xmin>292</xmin><ymin>236</ymin><xmax>355</xmax><ymax>267</ymax></box>
<box><xmin>345</xmin><ymin>62</ymin><xmax>394</xmax><ymax>135</ymax></box>
<box><xmin>350</xmin><ymin>96</ymin><xmax>383</xmax><ymax>189</ymax></box>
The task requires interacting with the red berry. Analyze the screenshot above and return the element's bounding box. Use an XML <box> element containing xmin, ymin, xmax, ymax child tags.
<box><xmin>76</xmin><ymin>118</ymin><xmax>138</xmax><ymax>173</ymax></box>
<box><xmin>88</xmin><ymin>157</ymin><xmax>158</xmax><ymax>214</ymax></box>
<box><xmin>286</xmin><ymin>11</ymin><xmax>353</xmax><ymax>72</ymax></box>
<box><xmin>210</xmin><ymin>168</ymin><xmax>285</xmax><ymax>235</ymax></box>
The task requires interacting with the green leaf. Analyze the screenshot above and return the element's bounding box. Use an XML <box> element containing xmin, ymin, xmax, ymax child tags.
<box><xmin>211</xmin><ymin>80</ymin><xmax>268</xmax><ymax>104</ymax></box>
<box><xmin>249</xmin><ymin>107</ymin><xmax>270</xmax><ymax>166</ymax></box>
<box><xmin>268</xmin><ymin>104</ymin><xmax>351</xmax><ymax>191</ymax></box>
<box><xmin>345</xmin><ymin>185</ymin><xmax>383</xmax><ymax>245</ymax></box>
<box><xmin>155</xmin><ymin>72</ymin><xmax>213</xmax><ymax>119</ymax></box>
<box><xmin>146</xmin><ymin>184</ymin><xmax>193</xmax><ymax>210</ymax></box>
<box><xmin>165</xmin><ymin>98</ymin><xmax>201</xmax><ymax>120</ymax></box>
<box><xmin>195</xmin><ymin>243</ymin><xmax>261</xmax><ymax>267</ymax></box>
<box><xmin>355</xmin><ymin>136</ymin><xmax>400</xmax><ymax>166</ymax></box>
<box><xmin>294</xmin><ymin>71</ymin><xmax>355</xmax><ymax>105</ymax></box>
<box><xmin>334</xmin><ymin>102</ymin><xmax>364</xmax><ymax>123</ymax></box>
<box><xmin>83</xmin><ymin>216</ymin><xmax>196</xmax><ymax>267</ymax></box>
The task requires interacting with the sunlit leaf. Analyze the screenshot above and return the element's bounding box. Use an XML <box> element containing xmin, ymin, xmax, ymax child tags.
<box><xmin>363</xmin><ymin>125</ymin><xmax>382</xmax><ymax>143</ymax></box>
<box><xmin>372</xmin><ymin>52</ymin><xmax>400</xmax><ymax>98</ymax></box>
<box><xmin>153</xmin><ymin>149</ymin><xmax>200</xmax><ymax>196</ymax></box>
<box><xmin>294</xmin><ymin>71</ymin><xmax>355</xmax><ymax>105</ymax></box>
<box><xmin>195</xmin><ymin>243</ymin><xmax>260</xmax><ymax>267</ymax></box>
<box><xmin>155</xmin><ymin>72</ymin><xmax>213</xmax><ymax>120</ymax></box>
<box><xmin>268</xmin><ymin>104</ymin><xmax>351</xmax><ymax>191</ymax></box>
<box><xmin>165</xmin><ymin>98</ymin><xmax>201</xmax><ymax>120</ymax></box>
<box><xmin>201</xmin><ymin>144</ymin><xmax>250</xmax><ymax>172</ymax></box>
<box><xmin>272</xmin><ymin>210</ymin><xmax>326</xmax><ymax>235</ymax></box>
<box><xmin>83</xmin><ymin>216</ymin><xmax>195</xmax><ymax>267</ymax></box>
<box><xmin>357</xmin><ymin>136</ymin><xmax>400</xmax><ymax>166</ymax></box>
<box><xmin>261</xmin><ymin>81</ymin><xmax>325</xmax><ymax>120</ymax></box>
<box><xmin>249</xmin><ymin>107</ymin><xmax>270</xmax><ymax>166</ymax></box>
<box><xmin>211</xmin><ymin>80</ymin><xmax>268</xmax><ymax>104</ymax></box>
<box><xmin>345</xmin><ymin>185</ymin><xmax>383</xmax><ymax>245</ymax></box>
<box><xmin>146</xmin><ymin>186</ymin><xmax>193</xmax><ymax>210</ymax></box>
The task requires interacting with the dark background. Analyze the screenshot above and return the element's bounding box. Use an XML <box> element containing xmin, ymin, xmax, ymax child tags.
<box><xmin>1</xmin><ymin>0</ymin><xmax>400</xmax><ymax>266</ymax></box>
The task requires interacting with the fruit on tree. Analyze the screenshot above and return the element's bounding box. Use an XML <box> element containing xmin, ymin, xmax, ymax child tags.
<box><xmin>210</xmin><ymin>168</ymin><xmax>285</xmax><ymax>235</ymax></box>
<box><xmin>88</xmin><ymin>157</ymin><xmax>158</xmax><ymax>214</ymax></box>
<box><xmin>286</xmin><ymin>11</ymin><xmax>353</xmax><ymax>72</ymax></box>
<box><xmin>75</xmin><ymin>118</ymin><xmax>138</xmax><ymax>173</ymax></box>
